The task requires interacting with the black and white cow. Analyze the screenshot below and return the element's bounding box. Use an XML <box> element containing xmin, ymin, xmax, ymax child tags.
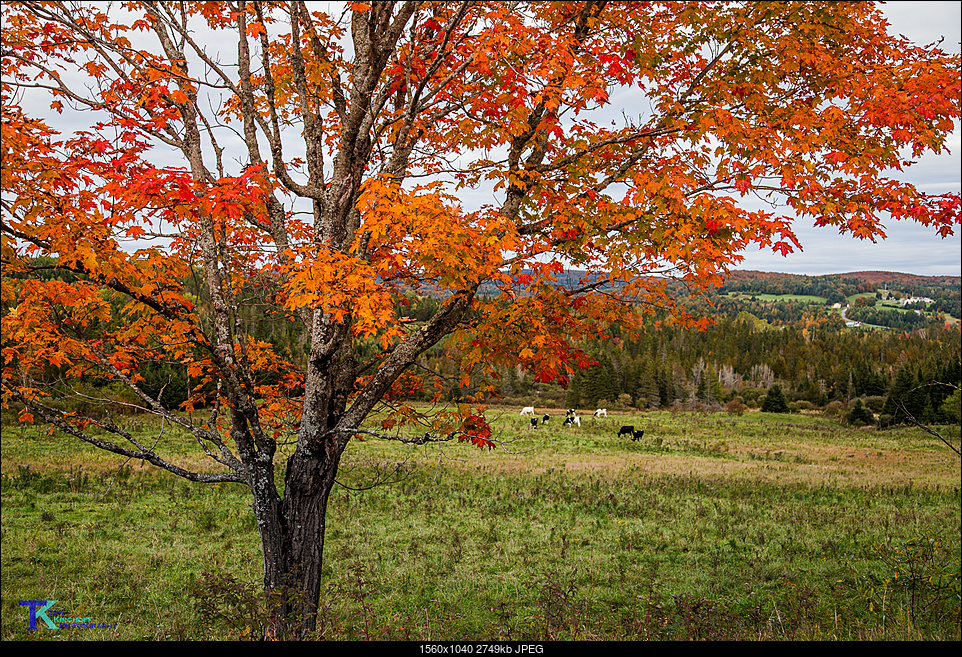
<box><xmin>632</xmin><ymin>429</ymin><xmax>645</xmax><ymax>441</ymax></box>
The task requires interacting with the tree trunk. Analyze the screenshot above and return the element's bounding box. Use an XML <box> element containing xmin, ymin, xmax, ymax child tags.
<box><xmin>251</xmin><ymin>442</ymin><xmax>344</xmax><ymax>639</ymax></box>
<box><xmin>244</xmin><ymin>276</ymin><xmax>472</xmax><ymax>639</ymax></box>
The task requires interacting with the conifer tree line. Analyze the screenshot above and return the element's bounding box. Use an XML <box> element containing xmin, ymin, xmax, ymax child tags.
<box><xmin>489</xmin><ymin>314</ymin><xmax>960</xmax><ymax>426</ymax></box>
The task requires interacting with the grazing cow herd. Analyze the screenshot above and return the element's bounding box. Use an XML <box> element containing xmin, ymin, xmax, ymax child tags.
<box><xmin>521</xmin><ymin>407</ymin><xmax>645</xmax><ymax>441</ymax></box>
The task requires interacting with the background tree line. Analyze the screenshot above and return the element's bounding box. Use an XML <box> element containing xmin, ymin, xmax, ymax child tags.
<box><xmin>8</xmin><ymin>260</ymin><xmax>960</xmax><ymax>428</ymax></box>
<box><xmin>493</xmin><ymin>315</ymin><xmax>961</xmax><ymax>426</ymax></box>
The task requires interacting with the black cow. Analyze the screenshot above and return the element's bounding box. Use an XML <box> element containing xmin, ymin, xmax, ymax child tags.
<box><xmin>632</xmin><ymin>430</ymin><xmax>645</xmax><ymax>441</ymax></box>
<box><xmin>618</xmin><ymin>425</ymin><xmax>634</xmax><ymax>438</ymax></box>
<box><xmin>530</xmin><ymin>418</ymin><xmax>538</xmax><ymax>429</ymax></box>
<box><xmin>542</xmin><ymin>414</ymin><xmax>550</xmax><ymax>425</ymax></box>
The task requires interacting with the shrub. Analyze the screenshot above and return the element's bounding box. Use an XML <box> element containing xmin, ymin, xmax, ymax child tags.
<box><xmin>824</xmin><ymin>400</ymin><xmax>846</xmax><ymax>417</ymax></box>
<box><xmin>726</xmin><ymin>400</ymin><xmax>747</xmax><ymax>416</ymax></box>
<box><xmin>939</xmin><ymin>389</ymin><xmax>961</xmax><ymax>424</ymax></box>
<box><xmin>844</xmin><ymin>532</ymin><xmax>962</xmax><ymax>633</ymax></box>
<box><xmin>740</xmin><ymin>388</ymin><xmax>763</xmax><ymax>408</ymax></box>
<box><xmin>864</xmin><ymin>396</ymin><xmax>887</xmax><ymax>413</ymax></box>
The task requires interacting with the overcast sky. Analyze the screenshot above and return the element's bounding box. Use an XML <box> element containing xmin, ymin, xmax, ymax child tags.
<box><xmin>733</xmin><ymin>1</ymin><xmax>961</xmax><ymax>277</ymax></box>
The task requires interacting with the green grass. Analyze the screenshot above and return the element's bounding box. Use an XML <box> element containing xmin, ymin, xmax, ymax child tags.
<box><xmin>729</xmin><ymin>293</ymin><xmax>828</xmax><ymax>304</ymax></box>
<box><xmin>2</xmin><ymin>408</ymin><xmax>960</xmax><ymax>640</ymax></box>
<box><xmin>846</xmin><ymin>292</ymin><xmax>877</xmax><ymax>304</ymax></box>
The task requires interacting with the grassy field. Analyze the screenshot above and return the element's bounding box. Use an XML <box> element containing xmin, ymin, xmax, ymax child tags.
<box><xmin>2</xmin><ymin>407</ymin><xmax>959</xmax><ymax>641</ymax></box>
<box><xmin>727</xmin><ymin>293</ymin><xmax>828</xmax><ymax>304</ymax></box>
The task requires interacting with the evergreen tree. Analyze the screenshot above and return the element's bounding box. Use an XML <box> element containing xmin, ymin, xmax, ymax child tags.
<box><xmin>846</xmin><ymin>399</ymin><xmax>875</xmax><ymax>426</ymax></box>
<box><xmin>695</xmin><ymin>366</ymin><xmax>709</xmax><ymax>404</ymax></box>
<box><xmin>566</xmin><ymin>373</ymin><xmax>583</xmax><ymax>408</ymax></box>
<box><xmin>501</xmin><ymin>366</ymin><xmax>519</xmax><ymax>398</ymax></box>
<box><xmin>579</xmin><ymin>354</ymin><xmax>619</xmax><ymax>407</ymax></box>
<box><xmin>939</xmin><ymin>389</ymin><xmax>961</xmax><ymax>424</ymax></box>
<box><xmin>707</xmin><ymin>363</ymin><xmax>724</xmax><ymax>405</ymax></box>
<box><xmin>634</xmin><ymin>361</ymin><xmax>659</xmax><ymax>409</ymax></box>
<box><xmin>761</xmin><ymin>384</ymin><xmax>790</xmax><ymax>413</ymax></box>
<box><xmin>658</xmin><ymin>364</ymin><xmax>677</xmax><ymax>407</ymax></box>
<box><xmin>883</xmin><ymin>365</ymin><xmax>918</xmax><ymax>424</ymax></box>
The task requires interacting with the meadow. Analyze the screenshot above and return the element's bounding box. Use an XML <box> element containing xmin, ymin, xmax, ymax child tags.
<box><xmin>729</xmin><ymin>293</ymin><xmax>829</xmax><ymax>304</ymax></box>
<box><xmin>2</xmin><ymin>407</ymin><xmax>959</xmax><ymax>641</ymax></box>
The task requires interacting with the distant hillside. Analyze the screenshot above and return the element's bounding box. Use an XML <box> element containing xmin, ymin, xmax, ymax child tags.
<box><xmin>423</xmin><ymin>268</ymin><xmax>961</xmax><ymax>305</ymax></box>
<box><xmin>725</xmin><ymin>269</ymin><xmax>960</xmax><ymax>288</ymax></box>
<box><xmin>830</xmin><ymin>271</ymin><xmax>961</xmax><ymax>288</ymax></box>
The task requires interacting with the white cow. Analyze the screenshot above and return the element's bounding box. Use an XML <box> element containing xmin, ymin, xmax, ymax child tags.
<box><xmin>520</xmin><ymin>407</ymin><xmax>535</xmax><ymax>417</ymax></box>
<box><xmin>594</xmin><ymin>408</ymin><xmax>608</xmax><ymax>418</ymax></box>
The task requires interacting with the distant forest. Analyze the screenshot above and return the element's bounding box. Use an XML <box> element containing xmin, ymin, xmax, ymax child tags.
<box><xmin>426</xmin><ymin>270</ymin><xmax>962</xmax><ymax>427</ymax></box>
<box><xmin>7</xmin><ymin>263</ymin><xmax>961</xmax><ymax>428</ymax></box>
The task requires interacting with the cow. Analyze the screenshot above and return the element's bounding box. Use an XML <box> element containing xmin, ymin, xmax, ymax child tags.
<box><xmin>563</xmin><ymin>415</ymin><xmax>581</xmax><ymax>427</ymax></box>
<box><xmin>618</xmin><ymin>425</ymin><xmax>634</xmax><ymax>438</ymax></box>
<box><xmin>530</xmin><ymin>418</ymin><xmax>539</xmax><ymax>429</ymax></box>
<box><xmin>542</xmin><ymin>414</ymin><xmax>550</xmax><ymax>425</ymax></box>
<box><xmin>632</xmin><ymin>429</ymin><xmax>645</xmax><ymax>441</ymax></box>
<box><xmin>520</xmin><ymin>406</ymin><xmax>535</xmax><ymax>417</ymax></box>
<box><xmin>565</xmin><ymin>408</ymin><xmax>576</xmax><ymax>418</ymax></box>
<box><xmin>594</xmin><ymin>408</ymin><xmax>608</xmax><ymax>418</ymax></box>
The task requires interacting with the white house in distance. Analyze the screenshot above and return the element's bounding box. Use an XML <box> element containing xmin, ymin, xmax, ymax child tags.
<box><xmin>898</xmin><ymin>296</ymin><xmax>933</xmax><ymax>307</ymax></box>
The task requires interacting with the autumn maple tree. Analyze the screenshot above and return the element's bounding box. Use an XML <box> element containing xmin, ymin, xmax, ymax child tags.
<box><xmin>2</xmin><ymin>0</ymin><xmax>959</xmax><ymax>637</ymax></box>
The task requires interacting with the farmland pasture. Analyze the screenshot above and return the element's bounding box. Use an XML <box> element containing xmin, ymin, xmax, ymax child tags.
<box><xmin>2</xmin><ymin>408</ymin><xmax>959</xmax><ymax>640</ymax></box>
<box><xmin>729</xmin><ymin>293</ymin><xmax>828</xmax><ymax>304</ymax></box>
